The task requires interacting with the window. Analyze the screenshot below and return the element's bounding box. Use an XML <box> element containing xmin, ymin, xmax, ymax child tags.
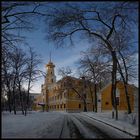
<box><xmin>52</xmin><ymin>79</ymin><xmax>53</xmax><ymax>83</ymax></box>
<box><xmin>116</xmin><ymin>88</ymin><xmax>120</xmax><ymax>97</ymax></box>
<box><xmin>64</xmin><ymin>104</ymin><xmax>65</xmax><ymax>108</ymax></box>
<box><xmin>98</xmin><ymin>99</ymin><xmax>101</xmax><ymax>102</ymax></box>
<box><xmin>105</xmin><ymin>102</ymin><xmax>109</xmax><ymax>105</ymax></box>
<box><xmin>79</xmin><ymin>104</ymin><xmax>81</xmax><ymax>108</ymax></box>
<box><xmin>64</xmin><ymin>92</ymin><xmax>66</xmax><ymax>98</ymax></box>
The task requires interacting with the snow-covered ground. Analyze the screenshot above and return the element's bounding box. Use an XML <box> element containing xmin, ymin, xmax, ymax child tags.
<box><xmin>2</xmin><ymin>111</ymin><xmax>66</xmax><ymax>138</ymax></box>
<box><xmin>2</xmin><ymin>111</ymin><xmax>139</xmax><ymax>138</ymax></box>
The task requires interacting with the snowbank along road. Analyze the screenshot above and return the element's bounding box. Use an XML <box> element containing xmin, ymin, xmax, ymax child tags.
<box><xmin>2</xmin><ymin>111</ymin><xmax>135</xmax><ymax>138</ymax></box>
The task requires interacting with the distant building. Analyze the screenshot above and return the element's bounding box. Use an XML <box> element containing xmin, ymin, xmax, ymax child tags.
<box><xmin>30</xmin><ymin>93</ymin><xmax>41</xmax><ymax>100</ymax></box>
<box><xmin>35</xmin><ymin>60</ymin><xmax>94</xmax><ymax>112</ymax></box>
<box><xmin>29</xmin><ymin>93</ymin><xmax>40</xmax><ymax>110</ymax></box>
<box><xmin>98</xmin><ymin>81</ymin><xmax>138</xmax><ymax>112</ymax></box>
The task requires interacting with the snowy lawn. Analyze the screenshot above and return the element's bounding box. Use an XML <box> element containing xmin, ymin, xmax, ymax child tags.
<box><xmin>2</xmin><ymin>111</ymin><xmax>66</xmax><ymax>138</ymax></box>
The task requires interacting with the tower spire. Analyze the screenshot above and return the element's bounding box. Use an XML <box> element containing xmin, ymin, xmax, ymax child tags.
<box><xmin>49</xmin><ymin>51</ymin><xmax>51</xmax><ymax>62</ymax></box>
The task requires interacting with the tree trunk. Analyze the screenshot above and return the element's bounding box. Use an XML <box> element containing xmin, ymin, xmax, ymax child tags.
<box><xmin>94</xmin><ymin>83</ymin><xmax>97</xmax><ymax>112</ymax></box>
<box><xmin>117</xmin><ymin>59</ymin><xmax>131</xmax><ymax>114</ymax></box>
<box><xmin>89</xmin><ymin>83</ymin><xmax>94</xmax><ymax>112</ymax></box>
<box><xmin>6</xmin><ymin>80</ymin><xmax>12</xmax><ymax>113</ymax></box>
<box><xmin>18</xmin><ymin>84</ymin><xmax>24</xmax><ymax>115</ymax></box>
<box><xmin>12</xmin><ymin>91</ymin><xmax>16</xmax><ymax>115</ymax></box>
<box><xmin>83</xmin><ymin>99</ymin><xmax>87</xmax><ymax>112</ymax></box>
<box><xmin>12</xmin><ymin>78</ymin><xmax>16</xmax><ymax>115</ymax></box>
<box><xmin>111</xmin><ymin>51</ymin><xmax>118</xmax><ymax>120</ymax></box>
<box><xmin>7</xmin><ymin>90</ymin><xmax>12</xmax><ymax>113</ymax></box>
<box><xmin>25</xmin><ymin>78</ymin><xmax>31</xmax><ymax>116</ymax></box>
<box><xmin>124</xmin><ymin>83</ymin><xmax>131</xmax><ymax>114</ymax></box>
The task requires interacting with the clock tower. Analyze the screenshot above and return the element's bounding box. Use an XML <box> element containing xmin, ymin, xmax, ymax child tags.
<box><xmin>45</xmin><ymin>51</ymin><xmax>56</xmax><ymax>87</ymax></box>
<box><xmin>46</xmin><ymin>61</ymin><xmax>56</xmax><ymax>85</ymax></box>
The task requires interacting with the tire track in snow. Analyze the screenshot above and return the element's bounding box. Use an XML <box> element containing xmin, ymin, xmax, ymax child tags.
<box><xmin>59</xmin><ymin>114</ymin><xmax>83</xmax><ymax>139</ymax></box>
<box><xmin>70</xmin><ymin>114</ymin><xmax>110</xmax><ymax>138</ymax></box>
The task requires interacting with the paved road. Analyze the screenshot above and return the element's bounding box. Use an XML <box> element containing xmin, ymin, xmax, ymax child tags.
<box><xmin>60</xmin><ymin>113</ymin><xmax>110</xmax><ymax>138</ymax></box>
<box><xmin>2</xmin><ymin>111</ymin><xmax>132</xmax><ymax>138</ymax></box>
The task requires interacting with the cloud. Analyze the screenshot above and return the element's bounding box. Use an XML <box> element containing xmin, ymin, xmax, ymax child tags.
<box><xmin>31</xmin><ymin>80</ymin><xmax>43</xmax><ymax>93</ymax></box>
<box><xmin>31</xmin><ymin>40</ymin><xmax>92</xmax><ymax>92</ymax></box>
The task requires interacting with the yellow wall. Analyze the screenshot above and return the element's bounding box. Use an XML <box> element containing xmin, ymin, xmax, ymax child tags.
<box><xmin>45</xmin><ymin>78</ymin><xmax>94</xmax><ymax>112</ymax></box>
<box><xmin>101</xmin><ymin>82</ymin><xmax>134</xmax><ymax>111</ymax></box>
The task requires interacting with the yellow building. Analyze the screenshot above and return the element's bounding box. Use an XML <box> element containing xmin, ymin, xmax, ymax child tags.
<box><xmin>34</xmin><ymin>60</ymin><xmax>138</xmax><ymax>113</ymax></box>
<box><xmin>98</xmin><ymin>81</ymin><xmax>138</xmax><ymax>112</ymax></box>
<box><xmin>36</xmin><ymin>60</ymin><xmax>94</xmax><ymax>112</ymax></box>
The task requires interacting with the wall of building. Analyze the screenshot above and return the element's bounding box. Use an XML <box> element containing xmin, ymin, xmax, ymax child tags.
<box><xmin>101</xmin><ymin>82</ymin><xmax>135</xmax><ymax>111</ymax></box>
<box><xmin>46</xmin><ymin>78</ymin><xmax>94</xmax><ymax>112</ymax></box>
<box><xmin>35</xmin><ymin>61</ymin><xmax>95</xmax><ymax>112</ymax></box>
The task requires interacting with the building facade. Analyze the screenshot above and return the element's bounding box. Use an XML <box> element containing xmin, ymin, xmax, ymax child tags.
<box><xmin>98</xmin><ymin>81</ymin><xmax>138</xmax><ymax>112</ymax></box>
<box><xmin>35</xmin><ymin>60</ymin><xmax>94</xmax><ymax>112</ymax></box>
<box><xmin>35</xmin><ymin>60</ymin><xmax>138</xmax><ymax>113</ymax></box>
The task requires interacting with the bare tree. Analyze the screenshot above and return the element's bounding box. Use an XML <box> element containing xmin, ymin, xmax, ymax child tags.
<box><xmin>24</xmin><ymin>47</ymin><xmax>42</xmax><ymax>116</ymax></box>
<box><xmin>2</xmin><ymin>44</ymin><xmax>42</xmax><ymax>115</ymax></box>
<box><xmin>2</xmin><ymin>45</ymin><xmax>13</xmax><ymax>113</ymax></box>
<box><xmin>7</xmin><ymin>47</ymin><xmax>27</xmax><ymax>114</ymax></box>
<box><xmin>2</xmin><ymin>46</ymin><xmax>26</xmax><ymax>114</ymax></box>
<box><xmin>78</xmin><ymin>46</ymin><xmax>112</xmax><ymax>112</ymax></box>
<box><xmin>2</xmin><ymin>2</ymin><xmax>49</xmax><ymax>48</ymax></box>
<box><xmin>2</xmin><ymin>2</ymin><xmax>47</xmax><ymax>114</ymax></box>
<box><xmin>45</xmin><ymin>2</ymin><xmax>138</xmax><ymax>119</ymax></box>
<box><xmin>58</xmin><ymin>66</ymin><xmax>72</xmax><ymax>77</ymax></box>
<box><xmin>58</xmin><ymin>67</ymin><xmax>89</xmax><ymax>112</ymax></box>
<box><xmin>110</xmin><ymin>31</ymin><xmax>138</xmax><ymax>114</ymax></box>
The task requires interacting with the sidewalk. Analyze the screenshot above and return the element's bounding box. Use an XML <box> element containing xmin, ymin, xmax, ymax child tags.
<box><xmin>81</xmin><ymin>112</ymin><xmax>139</xmax><ymax>137</ymax></box>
